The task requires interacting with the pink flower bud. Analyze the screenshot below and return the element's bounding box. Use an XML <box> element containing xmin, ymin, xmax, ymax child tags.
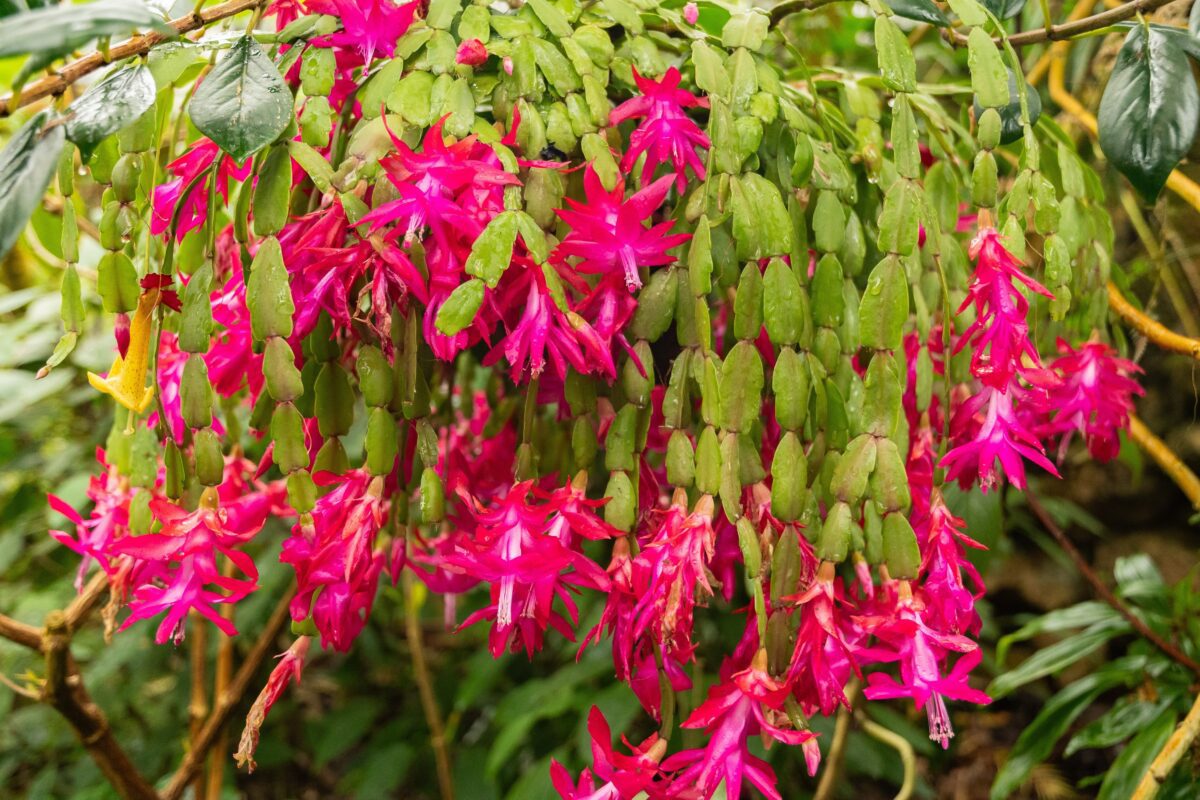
<box><xmin>683</xmin><ymin>2</ymin><xmax>699</xmax><ymax>24</ymax></box>
<box><xmin>455</xmin><ymin>38</ymin><xmax>488</xmax><ymax>66</ymax></box>
<box><xmin>502</xmin><ymin>55</ymin><xmax>514</xmax><ymax>75</ymax></box>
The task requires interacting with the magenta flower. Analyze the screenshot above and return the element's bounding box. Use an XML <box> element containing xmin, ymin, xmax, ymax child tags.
<box><xmin>440</xmin><ymin>481</ymin><xmax>613</xmax><ymax>658</ymax></box>
<box><xmin>281</xmin><ymin>471</ymin><xmax>388</xmax><ymax>652</ymax></box>
<box><xmin>553</xmin><ymin>166</ymin><xmax>689</xmax><ymax>291</ymax></box>
<box><xmin>114</xmin><ymin>491</ymin><xmax>265</xmax><ymax>644</ymax></box>
<box><xmin>940</xmin><ymin>383</ymin><xmax>1059</xmax><ymax>491</ymax></box>
<box><xmin>550</xmin><ymin>707</ymin><xmax>665</xmax><ymax>800</ymax></box>
<box><xmin>235</xmin><ymin>636</ymin><xmax>310</xmax><ymax>771</ymax></box>
<box><xmin>483</xmin><ymin>259</ymin><xmax>616</xmax><ymax>383</ymax></box>
<box><xmin>48</xmin><ymin>449</ymin><xmax>134</xmax><ymax>591</ymax></box>
<box><xmin>919</xmin><ymin>492</ymin><xmax>985</xmax><ymax>636</ymax></box>
<box><xmin>205</xmin><ymin>271</ymin><xmax>265</xmax><ymax>401</ymax></box>
<box><xmin>662</xmin><ymin>649</ymin><xmax>816</xmax><ymax>800</ymax></box>
<box><xmin>856</xmin><ymin>585</ymin><xmax>990</xmax><ymax>749</ymax></box>
<box><xmin>1042</xmin><ymin>339</ymin><xmax>1144</xmax><ymax>462</ymax></box>
<box><xmin>151</xmin><ymin>138</ymin><xmax>250</xmax><ymax>241</ymax></box>
<box><xmin>610</xmin><ymin>66</ymin><xmax>710</xmax><ymax>192</ymax></box>
<box><xmin>308</xmin><ymin>0</ymin><xmax>418</xmax><ymax>66</ymax></box>
<box><xmin>786</xmin><ymin>564</ymin><xmax>859</xmax><ymax>717</ymax></box>
<box><xmin>683</xmin><ymin>2</ymin><xmax>699</xmax><ymax>24</ymax></box>
<box><xmin>955</xmin><ymin>227</ymin><xmax>1054</xmax><ymax>389</ymax></box>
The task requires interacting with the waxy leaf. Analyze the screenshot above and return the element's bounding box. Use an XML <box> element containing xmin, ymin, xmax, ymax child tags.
<box><xmin>1099</xmin><ymin>26</ymin><xmax>1200</xmax><ymax>200</ymax></box>
<box><xmin>886</xmin><ymin>0</ymin><xmax>949</xmax><ymax>26</ymax></box>
<box><xmin>189</xmin><ymin>35</ymin><xmax>292</xmax><ymax>163</ymax></box>
<box><xmin>465</xmin><ymin>212</ymin><xmax>519</xmax><ymax>288</ymax></box>
<box><xmin>982</xmin><ymin>0</ymin><xmax>1025</xmax><ymax>20</ymax></box>
<box><xmin>0</xmin><ymin>0</ymin><xmax>170</xmax><ymax>60</ymax></box>
<box><xmin>65</xmin><ymin>64</ymin><xmax>156</xmax><ymax>158</ymax></box>
<box><xmin>436</xmin><ymin>279</ymin><xmax>485</xmax><ymax>335</ymax></box>
<box><xmin>0</xmin><ymin>109</ymin><xmax>64</xmax><ymax>260</ymax></box>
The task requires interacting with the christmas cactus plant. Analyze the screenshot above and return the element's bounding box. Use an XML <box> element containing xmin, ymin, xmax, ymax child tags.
<box><xmin>2</xmin><ymin>0</ymin><xmax>1200</xmax><ymax>797</ymax></box>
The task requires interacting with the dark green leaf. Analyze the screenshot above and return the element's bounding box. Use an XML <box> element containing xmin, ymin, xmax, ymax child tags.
<box><xmin>1066</xmin><ymin>698</ymin><xmax>1171</xmax><ymax>756</ymax></box>
<box><xmin>886</xmin><ymin>0</ymin><xmax>949</xmax><ymax>27</ymax></box>
<box><xmin>0</xmin><ymin>0</ymin><xmax>170</xmax><ymax>60</ymax></box>
<box><xmin>990</xmin><ymin>663</ymin><xmax>1136</xmax><ymax>800</ymax></box>
<box><xmin>0</xmin><ymin>110</ymin><xmax>65</xmax><ymax>260</ymax></box>
<box><xmin>188</xmin><ymin>35</ymin><xmax>293</xmax><ymax>163</ymax></box>
<box><xmin>996</xmin><ymin>601</ymin><xmax>1122</xmax><ymax>666</ymax></box>
<box><xmin>1098</xmin><ymin>26</ymin><xmax>1200</xmax><ymax>200</ymax></box>
<box><xmin>1097</xmin><ymin>707</ymin><xmax>1177</xmax><ymax>800</ymax></box>
<box><xmin>989</xmin><ymin>618</ymin><xmax>1132</xmax><ymax>698</ymax></box>
<box><xmin>64</xmin><ymin>64</ymin><xmax>155</xmax><ymax>158</ymax></box>
<box><xmin>972</xmin><ymin>71</ymin><xmax>1041</xmax><ymax>145</ymax></box>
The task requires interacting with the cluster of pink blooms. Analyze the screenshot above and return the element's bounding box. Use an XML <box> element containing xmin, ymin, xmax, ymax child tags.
<box><xmin>48</xmin><ymin>2</ymin><xmax>1149</xmax><ymax>797</ymax></box>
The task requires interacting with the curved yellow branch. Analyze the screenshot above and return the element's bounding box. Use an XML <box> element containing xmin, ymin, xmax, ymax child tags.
<box><xmin>1128</xmin><ymin>415</ymin><xmax>1200</xmax><ymax>511</ymax></box>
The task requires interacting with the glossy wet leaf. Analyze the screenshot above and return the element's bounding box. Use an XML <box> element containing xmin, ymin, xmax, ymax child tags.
<box><xmin>0</xmin><ymin>110</ymin><xmax>65</xmax><ymax>260</ymax></box>
<box><xmin>188</xmin><ymin>35</ymin><xmax>293</xmax><ymax>163</ymax></box>
<box><xmin>0</xmin><ymin>0</ymin><xmax>170</xmax><ymax>60</ymax></box>
<box><xmin>1098</xmin><ymin>26</ymin><xmax>1200</xmax><ymax>200</ymax></box>
<box><xmin>65</xmin><ymin>64</ymin><xmax>156</xmax><ymax>158</ymax></box>
<box><xmin>885</xmin><ymin>0</ymin><xmax>949</xmax><ymax>27</ymax></box>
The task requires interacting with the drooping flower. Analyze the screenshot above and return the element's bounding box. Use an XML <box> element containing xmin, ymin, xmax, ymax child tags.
<box><xmin>114</xmin><ymin>488</ymin><xmax>266</xmax><ymax>644</ymax></box>
<box><xmin>856</xmin><ymin>582</ymin><xmax>990</xmax><ymax>749</ymax></box>
<box><xmin>48</xmin><ymin>449</ymin><xmax>135</xmax><ymax>591</ymax></box>
<box><xmin>919</xmin><ymin>492</ymin><xmax>985</xmax><ymax>636</ymax></box>
<box><xmin>661</xmin><ymin>648</ymin><xmax>816</xmax><ymax>800</ymax></box>
<box><xmin>940</xmin><ymin>383</ymin><xmax>1059</xmax><ymax>491</ymax></box>
<box><xmin>483</xmin><ymin>259</ymin><xmax>616</xmax><ymax>383</ymax></box>
<box><xmin>281</xmin><ymin>471</ymin><xmax>388</xmax><ymax>652</ymax></box>
<box><xmin>308</xmin><ymin>0</ymin><xmax>418</xmax><ymax>66</ymax></box>
<box><xmin>955</xmin><ymin>228</ymin><xmax>1054</xmax><ymax>389</ymax></box>
<box><xmin>786</xmin><ymin>562</ymin><xmax>860</xmax><ymax>717</ymax></box>
<box><xmin>235</xmin><ymin>636</ymin><xmax>311</xmax><ymax>771</ymax></box>
<box><xmin>553</xmin><ymin>166</ymin><xmax>689</xmax><ymax>292</ymax></box>
<box><xmin>1042</xmin><ymin>338</ymin><xmax>1144</xmax><ymax>462</ymax></box>
<box><xmin>610</xmin><ymin>67</ymin><xmax>710</xmax><ymax>192</ymax></box>
<box><xmin>440</xmin><ymin>480</ymin><xmax>613</xmax><ymax>658</ymax></box>
<box><xmin>549</xmin><ymin>707</ymin><xmax>665</xmax><ymax>800</ymax></box>
<box><xmin>151</xmin><ymin>138</ymin><xmax>250</xmax><ymax>241</ymax></box>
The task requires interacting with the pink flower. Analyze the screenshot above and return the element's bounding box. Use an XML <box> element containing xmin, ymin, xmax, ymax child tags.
<box><xmin>919</xmin><ymin>493</ymin><xmax>985</xmax><ymax>636</ymax></box>
<box><xmin>610</xmin><ymin>67</ymin><xmax>710</xmax><ymax>192</ymax></box>
<box><xmin>483</xmin><ymin>259</ymin><xmax>616</xmax><ymax>383</ymax></box>
<box><xmin>152</xmin><ymin>139</ymin><xmax>250</xmax><ymax>241</ymax></box>
<box><xmin>954</xmin><ymin>228</ymin><xmax>1054</xmax><ymax>389</ymax></box>
<box><xmin>456</xmin><ymin>38</ymin><xmax>488</xmax><ymax>66</ymax></box>
<box><xmin>267</xmin><ymin>0</ymin><xmax>306</xmax><ymax>28</ymax></box>
<box><xmin>281</xmin><ymin>470</ymin><xmax>388</xmax><ymax>652</ymax></box>
<box><xmin>440</xmin><ymin>480</ymin><xmax>614</xmax><ymax>658</ymax></box>
<box><xmin>856</xmin><ymin>584</ymin><xmax>990</xmax><ymax>749</ymax></box>
<box><xmin>553</xmin><ymin>166</ymin><xmax>689</xmax><ymax>292</ymax></box>
<box><xmin>550</xmin><ymin>707</ymin><xmax>665</xmax><ymax>800</ymax></box>
<box><xmin>1042</xmin><ymin>339</ymin><xmax>1143</xmax><ymax>462</ymax></box>
<box><xmin>683</xmin><ymin>2</ymin><xmax>699</xmax><ymax>24</ymax></box>
<box><xmin>662</xmin><ymin>648</ymin><xmax>816</xmax><ymax>800</ymax></box>
<box><xmin>940</xmin><ymin>383</ymin><xmax>1059</xmax><ymax>491</ymax></box>
<box><xmin>309</xmin><ymin>0</ymin><xmax>418</xmax><ymax>66</ymax></box>
<box><xmin>48</xmin><ymin>449</ymin><xmax>134</xmax><ymax>591</ymax></box>
<box><xmin>235</xmin><ymin>636</ymin><xmax>310</xmax><ymax>771</ymax></box>
<box><xmin>786</xmin><ymin>563</ymin><xmax>859</xmax><ymax>716</ymax></box>
<box><xmin>114</xmin><ymin>490</ymin><xmax>265</xmax><ymax>644</ymax></box>
<box><xmin>205</xmin><ymin>271</ymin><xmax>265</xmax><ymax>400</ymax></box>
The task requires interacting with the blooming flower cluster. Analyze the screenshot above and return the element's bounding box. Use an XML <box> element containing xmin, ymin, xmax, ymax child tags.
<box><xmin>44</xmin><ymin>2</ymin><xmax>1151</xmax><ymax>797</ymax></box>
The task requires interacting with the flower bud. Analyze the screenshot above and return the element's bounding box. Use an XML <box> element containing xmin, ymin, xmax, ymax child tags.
<box><xmin>263</xmin><ymin>336</ymin><xmax>303</xmax><ymax>403</ymax></box>
<box><xmin>818</xmin><ymin>501</ymin><xmax>853</xmax><ymax>563</ymax></box>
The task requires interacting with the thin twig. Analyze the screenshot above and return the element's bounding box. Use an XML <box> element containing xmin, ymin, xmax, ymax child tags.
<box><xmin>1108</xmin><ymin>282</ymin><xmax>1200</xmax><ymax>362</ymax></box>
<box><xmin>65</xmin><ymin>572</ymin><xmax>111</xmax><ymax>632</ymax></box>
<box><xmin>1127</xmin><ymin>415</ymin><xmax>1200</xmax><ymax>511</ymax></box>
<box><xmin>1025</xmin><ymin>492</ymin><xmax>1200</xmax><ymax>675</ymax></box>
<box><xmin>189</xmin><ymin>613</ymin><xmax>210</xmax><ymax>800</ymax></box>
<box><xmin>946</xmin><ymin>0</ymin><xmax>1178</xmax><ymax>47</ymax></box>
<box><xmin>405</xmin><ymin>573</ymin><xmax>455</xmax><ymax>800</ymax></box>
<box><xmin>0</xmin><ymin>0</ymin><xmax>268</xmax><ymax>117</ymax></box>
<box><xmin>206</xmin><ymin>566</ymin><xmax>237</xmax><ymax>800</ymax></box>
<box><xmin>161</xmin><ymin>588</ymin><xmax>294</xmax><ymax>800</ymax></box>
<box><xmin>0</xmin><ymin>612</ymin><xmax>43</xmax><ymax>651</ymax></box>
<box><xmin>813</xmin><ymin>679</ymin><xmax>860</xmax><ymax>800</ymax></box>
<box><xmin>1132</xmin><ymin>689</ymin><xmax>1200</xmax><ymax>799</ymax></box>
